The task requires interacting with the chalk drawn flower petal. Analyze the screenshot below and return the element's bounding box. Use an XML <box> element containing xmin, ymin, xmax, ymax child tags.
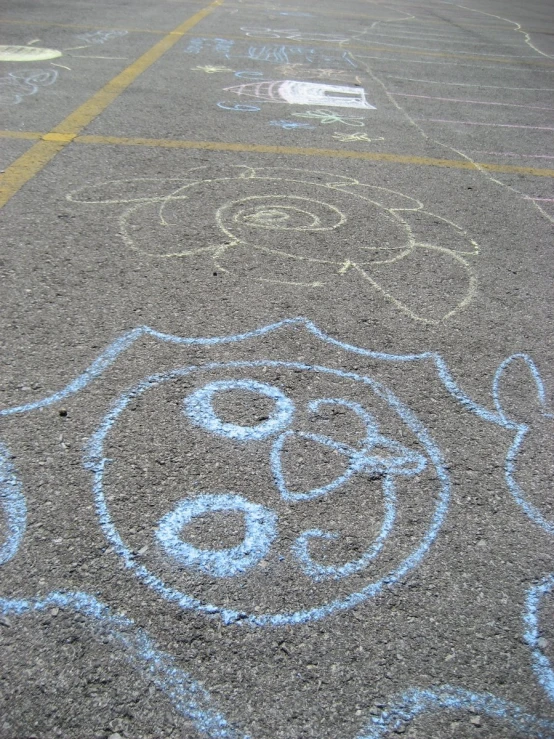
<box><xmin>0</xmin><ymin>442</ymin><xmax>26</xmax><ymax>566</ymax></box>
<box><xmin>271</xmin><ymin>429</ymin><xmax>362</xmax><ymax>502</ymax></box>
<box><xmin>493</xmin><ymin>354</ymin><xmax>554</xmax><ymax>535</ymax></box>
<box><xmin>0</xmin><ymin>45</ymin><xmax>62</xmax><ymax>61</ymax></box>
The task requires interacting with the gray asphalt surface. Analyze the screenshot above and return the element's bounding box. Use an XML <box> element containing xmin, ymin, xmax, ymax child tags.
<box><xmin>0</xmin><ymin>0</ymin><xmax>553</xmax><ymax>737</ymax></box>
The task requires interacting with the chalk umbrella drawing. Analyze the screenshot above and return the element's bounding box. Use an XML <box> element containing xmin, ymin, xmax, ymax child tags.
<box><xmin>67</xmin><ymin>166</ymin><xmax>479</xmax><ymax>324</ymax></box>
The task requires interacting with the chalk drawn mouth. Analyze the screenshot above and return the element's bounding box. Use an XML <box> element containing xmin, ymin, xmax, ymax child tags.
<box><xmin>84</xmin><ymin>359</ymin><xmax>449</xmax><ymax>627</ymax></box>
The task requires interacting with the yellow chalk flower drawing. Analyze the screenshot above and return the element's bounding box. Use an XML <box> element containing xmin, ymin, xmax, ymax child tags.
<box><xmin>67</xmin><ymin>166</ymin><xmax>479</xmax><ymax>324</ymax></box>
<box><xmin>332</xmin><ymin>132</ymin><xmax>384</xmax><ymax>143</ymax></box>
<box><xmin>292</xmin><ymin>109</ymin><xmax>366</xmax><ymax>126</ymax></box>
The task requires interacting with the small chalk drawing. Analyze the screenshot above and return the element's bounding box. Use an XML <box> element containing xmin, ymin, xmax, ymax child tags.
<box><xmin>1</xmin><ymin>320</ymin><xmax>554</xmax><ymax>735</ymax></box>
<box><xmin>222</xmin><ymin>80</ymin><xmax>375</xmax><ymax>109</ymax></box>
<box><xmin>0</xmin><ymin>442</ymin><xmax>26</xmax><ymax>566</ymax></box>
<box><xmin>269</xmin><ymin>119</ymin><xmax>315</xmax><ymax>129</ymax></box>
<box><xmin>291</xmin><ymin>109</ymin><xmax>366</xmax><ymax>126</ymax></box>
<box><xmin>75</xmin><ymin>30</ymin><xmax>128</xmax><ymax>45</ymax></box>
<box><xmin>0</xmin><ymin>69</ymin><xmax>58</xmax><ymax>105</ymax></box>
<box><xmin>240</xmin><ymin>27</ymin><xmax>351</xmax><ymax>44</ymax></box>
<box><xmin>332</xmin><ymin>132</ymin><xmax>384</xmax><ymax>143</ymax></box>
<box><xmin>0</xmin><ymin>44</ymin><xmax>62</xmax><ymax>62</ymax></box>
<box><xmin>67</xmin><ymin>166</ymin><xmax>479</xmax><ymax>324</ymax></box>
<box><xmin>182</xmin><ymin>38</ymin><xmax>358</xmax><ymax>69</ymax></box>
<box><xmin>0</xmin><ymin>592</ymin><xmax>247</xmax><ymax>739</ymax></box>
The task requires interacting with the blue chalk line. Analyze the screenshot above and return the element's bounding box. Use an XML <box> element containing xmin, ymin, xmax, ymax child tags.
<box><xmin>0</xmin><ymin>590</ymin><xmax>248</xmax><ymax>739</ymax></box>
<box><xmin>524</xmin><ymin>574</ymin><xmax>554</xmax><ymax>702</ymax></box>
<box><xmin>356</xmin><ymin>685</ymin><xmax>554</xmax><ymax>738</ymax></box>
<box><xmin>1</xmin><ymin>317</ymin><xmax>547</xmax><ymax>535</ymax></box>
<box><xmin>0</xmin><ymin>442</ymin><xmax>26</xmax><ymax>566</ymax></box>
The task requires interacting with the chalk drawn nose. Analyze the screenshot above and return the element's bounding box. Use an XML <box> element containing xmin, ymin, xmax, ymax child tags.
<box><xmin>183</xmin><ymin>379</ymin><xmax>295</xmax><ymax>442</ymax></box>
<box><xmin>155</xmin><ymin>493</ymin><xmax>278</xmax><ymax>577</ymax></box>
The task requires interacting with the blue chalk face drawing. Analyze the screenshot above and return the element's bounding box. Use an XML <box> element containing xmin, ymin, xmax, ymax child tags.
<box><xmin>85</xmin><ymin>358</ymin><xmax>448</xmax><ymax>627</ymax></box>
<box><xmin>1</xmin><ymin>318</ymin><xmax>554</xmax><ymax>735</ymax></box>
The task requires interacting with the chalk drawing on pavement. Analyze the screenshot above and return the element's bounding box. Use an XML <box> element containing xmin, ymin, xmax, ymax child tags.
<box><xmin>0</xmin><ymin>68</ymin><xmax>58</xmax><ymax>105</ymax></box>
<box><xmin>0</xmin><ymin>442</ymin><xmax>26</xmax><ymax>566</ymax></box>
<box><xmin>291</xmin><ymin>109</ymin><xmax>366</xmax><ymax>126</ymax></box>
<box><xmin>182</xmin><ymin>38</ymin><xmax>358</xmax><ymax>69</ymax></box>
<box><xmin>84</xmin><ymin>360</ymin><xmax>448</xmax><ymax>626</ymax></box>
<box><xmin>67</xmin><ymin>166</ymin><xmax>479</xmax><ymax>324</ymax></box>
<box><xmin>332</xmin><ymin>132</ymin><xmax>384</xmax><ymax>143</ymax></box>
<box><xmin>1</xmin><ymin>319</ymin><xmax>553</xmax><ymax>731</ymax></box>
<box><xmin>0</xmin><ymin>44</ymin><xmax>62</xmax><ymax>62</ymax></box>
<box><xmin>223</xmin><ymin>80</ymin><xmax>375</xmax><ymax>109</ymax></box>
<box><xmin>0</xmin><ymin>591</ymin><xmax>247</xmax><ymax>739</ymax></box>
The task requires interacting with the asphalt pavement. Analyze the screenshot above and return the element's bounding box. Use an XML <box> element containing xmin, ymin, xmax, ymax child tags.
<box><xmin>0</xmin><ymin>0</ymin><xmax>553</xmax><ymax>736</ymax></box>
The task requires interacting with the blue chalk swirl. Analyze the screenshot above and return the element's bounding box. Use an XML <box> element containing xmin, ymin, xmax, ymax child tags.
<box><xmin>184</xmin><ymin>379</ymin><xmax>294</xmax><ymax>442</ymax></box>
<box><xmin>156</xmin><ymin>493</ymin><xmax>278</xmax><ymax>578</ymax></box>
<box><xmin>0</xmin><ymin>442</ymin><xmax>26</xmax><ymax>566</ymax></box>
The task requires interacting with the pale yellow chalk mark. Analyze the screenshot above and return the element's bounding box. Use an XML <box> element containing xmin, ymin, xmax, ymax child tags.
<box><xmin>68</xmin><ymin>167</ymin><xmax>479</xmax><ymax>323</ymax></box>
<box><xmin>0</xmin><ymin>0</ymin><xmax>223</xmax><ymax>210</ymax></box>
<box><xmin>51</xmin><ymin>62</ymin><xmax>72</xmax><ymax>70</ymax></box>
<box><xmin>0</xmin><ymin>44</ymin><xmax>62</xmax><ymax>61</ymax></box>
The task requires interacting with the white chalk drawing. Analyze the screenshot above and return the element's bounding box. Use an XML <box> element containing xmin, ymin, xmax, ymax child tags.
<box><xmin>223</xmin><ymin>80</ymin><xmax>375</xmax><ymax>109</ymax></box>
<box><xmin>275</xmin><ymin>64</ymin><xmax>362</xmax><ymax>84</ymax></box>
<box><xmin>240</xmin><ymin>27</ymin><xmax>351</xmax><ymax>44</ymax></box>
<box><xmin>193</xmin><ymin>65</ymin><xmax>234</xmax><ymax>73</ymax></box>
<box><xmin>0</xmin><ymin>68</ymin><xmax>58</xmax><ymax>105</ymax></box>
<box><xmin>291</xmin><ymin>109</ymin><xmax>366</xmax><ymax>126</ymax></box>
<box><xmin>1</xmin><ymin>321</ymin><xmax>554</xmax><ymax>734</ymax></box>
<box><xmin>67</xmin><ymin>166</ymin><xmax>479</xmax><ymax>324</ymax></box>
<box><xmin>0</xmin><ymin>44</ymin><xmax>62</xmax><ymax>62</ymax></box>
<box><xmin>182</xmin><ymin>37</ymin><xmax>358</xmax><ymax>68</ymax></box>
<box><xmin>332</xmin><ymin>132</ymin><xmax>384</xmax><ymax>143</ymax></box>
<box><xmin>75</xmin><ymin>30</ymin><xmax>128</xmax><ymax>45</ymax></box>
<box><xmin>269</xmin><ymin>119</ymin><xmax>315</xmax><ymax>129</ymax></box>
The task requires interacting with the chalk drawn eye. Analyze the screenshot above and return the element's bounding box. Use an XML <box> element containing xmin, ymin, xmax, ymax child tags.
<box><xmin>156</xmin><ymin>493</ymin><xmax>278</xmax><ymax>577</ymax></box>
<box><xmin>183</xmin><ymin>379</ymin><xmax>295</xmax><ymax>441</ymax></box>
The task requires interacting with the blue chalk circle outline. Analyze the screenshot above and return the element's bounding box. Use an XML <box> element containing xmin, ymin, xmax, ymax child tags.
<box><xmin>156</xmin><ymin>493</ymin><xmax>278</xmax><ymax>578</ymax></box>
<box><xmin>184</xmin><ymin>379</ymin><xmax>294</xmax><ymax>442</ymax></box>
<box><xmin>84</xmin><ymin>359</ymin><xmax>450</xmax><ymax>627</ymax></box>
<box><xmin>0</xmin><ymin>442</ymin><xmax>26</xmax><ymax>566</ymax></box>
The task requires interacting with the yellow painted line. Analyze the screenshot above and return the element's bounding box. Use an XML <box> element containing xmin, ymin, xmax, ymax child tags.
<box><xmin>75</xmin><ymin>134</ymin><xmax>554</xmax><ymax>177</ymax></box>
<box><xmin>0</xmin><ymin>130</ymin><xmax>43</xmax><ymax>140</ymax></box>
<box><xmin>0</xmin><ymin>0</ymin><xmax>222</xmax><ymax>209</ymax></box>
